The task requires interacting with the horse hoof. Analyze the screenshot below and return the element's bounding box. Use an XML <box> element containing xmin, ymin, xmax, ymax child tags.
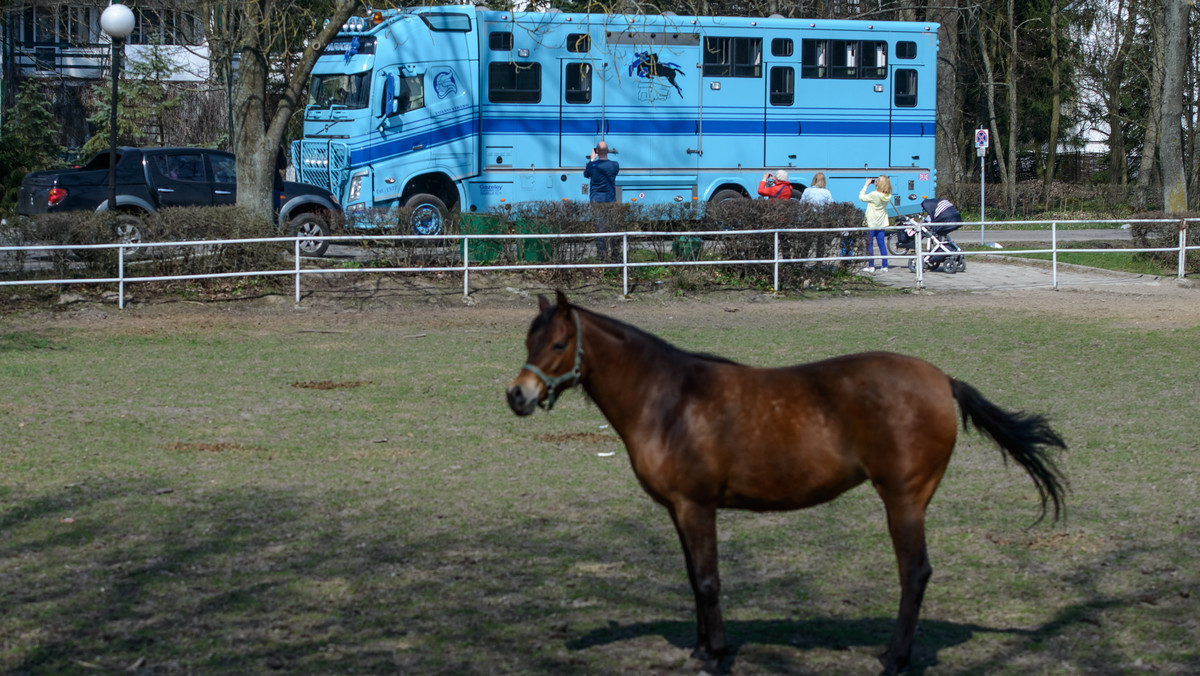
<box><xmin>689</xmin><ymin>648</ymin><xmax>723</xmax><ymax>674</ymax></box>
<box><xmin>876</xmin><ymin>652</ymin><xmax>909</xmax><ymax>676</ymax></box>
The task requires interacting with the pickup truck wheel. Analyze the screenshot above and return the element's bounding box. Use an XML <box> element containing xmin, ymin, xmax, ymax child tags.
<box><xmin>115</xmin><ymin>214</ymin><xmax>145</xmax><ymax>258</ymax></box>
<box><xmin>404</xmin><ymin>193</ymin><xmax>447</xmax><ymax>236</ymax></box>
<box><xmin>288</xmin><ymin>213</ymin><xmax>330</xmax><ymax>257</ymax></box>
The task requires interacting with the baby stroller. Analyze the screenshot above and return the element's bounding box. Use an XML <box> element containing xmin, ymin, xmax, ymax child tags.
<box><xmin>895</xmin><ymin>198</ymin><xmax>967</xmax><ymax>274</ymax></box>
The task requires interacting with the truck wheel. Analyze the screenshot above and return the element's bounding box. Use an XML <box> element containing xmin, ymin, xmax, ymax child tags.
<box><xmin>404</xmin><ymin>193</ymin><xmax>448</xmax><ymax>236</ymax></box>
<box><xmin>288</xmin><ymin>213</ymin><xmax>330</xmax><ymax>257</ymax></box>
<box><xmin>710</xmin><ymin>189</ymin><xmax>745</xmax><ymax>203</ymax></box>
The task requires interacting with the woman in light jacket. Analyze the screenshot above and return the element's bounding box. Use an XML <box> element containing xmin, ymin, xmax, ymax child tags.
<box><xmin>859</xmin><ymin>175</ymin><xmax>892</xmax><ymax>272</ymax></box>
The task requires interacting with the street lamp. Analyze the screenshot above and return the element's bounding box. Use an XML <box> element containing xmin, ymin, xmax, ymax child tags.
<box><xmin>100</xmin><ymin>2</ymin><xmax>135</xmax><ymax>211</ymax></box>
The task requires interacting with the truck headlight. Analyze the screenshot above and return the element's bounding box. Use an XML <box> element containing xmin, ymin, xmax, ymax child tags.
<box><xmin>348</xmin><ymin>172</ymin><xmax>367</xmax><ymax>202</ymax></box>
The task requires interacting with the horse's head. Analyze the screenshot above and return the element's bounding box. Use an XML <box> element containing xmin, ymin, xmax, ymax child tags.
<box><xmin>507</xmin><ymin>290</ymin><xmax>584</xmax><ymax>416</ymax></box>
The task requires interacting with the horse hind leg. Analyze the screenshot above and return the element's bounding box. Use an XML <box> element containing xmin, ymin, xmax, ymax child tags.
<box><xmin>668</xmin><ymin>500</ymin><xmax>726</xmax><ymax>668</ymax></box>
<box><xmin>879</xmin><ymin>499</ymin><xmax>934</xmax><ymax>676</ymax></box>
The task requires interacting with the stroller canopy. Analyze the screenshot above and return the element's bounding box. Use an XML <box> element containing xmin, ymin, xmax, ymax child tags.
<box><xmin>921</xmin><ymin>198</ymin><xmax>963</xmax><ymax>236</ymax></box>
<box><xmin>921</xmin><ymin>198</ymin><xmax>962</xmax><ymax>223</ymax></box>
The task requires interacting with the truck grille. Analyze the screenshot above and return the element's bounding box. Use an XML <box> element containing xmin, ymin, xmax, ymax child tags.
<box><xmin>291</xmin><ymin>140</ymin><xmax>350</xmax><ymax>194</ymax></box>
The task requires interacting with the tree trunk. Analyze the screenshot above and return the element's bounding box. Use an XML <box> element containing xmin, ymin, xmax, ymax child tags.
<box><xmin>976</xmin><ymin>12</ymin><xmax>1012</xmax><ymax>215</ymax></box>
<box><xmin>1106</xmin><ymin>0</ymin><xmax>1141</xmax><ymax>186</ymax></box>
<box><xmin>1134</xmin><ymin>9</ymin><xmax>1165</xmax><ymax>210</ymax></box>
<box><xmin>1160</xmin><ymin>0</ymin><xmax>1188</xmax><ymax>212</ymax></box>
<box><xmin>1004</xmin><ymin>0</ymin><xmax>1018</xmax><ymax>212</ymax></box>
<box><xmin>931</xmin><ymin>0</ymin><xmax>963</xmax><ymax>199</ymax></box>
<box><xmin>1041</xmin><ymin>0</ymin><xmax>1061</xmax><ymax>206</ymax></box>
<box><xmin>231</xmin><ymin>0</ymin><xmax>361</xmax><ymax>222</ymax></box>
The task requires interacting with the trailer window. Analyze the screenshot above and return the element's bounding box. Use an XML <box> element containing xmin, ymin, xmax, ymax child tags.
<box><xmin>860</xmin><ymin>41</ymin><xmax>888</xmax><ymax>79</ymax></box>
<box><xmin>567</xmin><ymin>33</ymin><xmax>590</xmax><ymax>53</ymax></box>
<box><xmin>802</xmin><ymin>39</ymin><xmax>887</xmax><ymax>80</ymax></box>
<box><xmin>702</xmin><ymin>37</ymin><xmax>761</xmax><ymax>78</ymax></box>
<box><xmin>801</xmin><ymin>39</ymin><xmax>826</xmax><ymax>78</ymax></box>
<box><xmin>769</xmin><ymin>67</ymin><xmax>794</xmax><ymax>106</ymax></box>
<box><xmin>896</xmin><ymin>41</ymin><xmax>917</xmax><ymax>59</ymax></box>
<box><xmin>489</xmin><ymin>62</ymin><xmax>541</xmax><ymax>103</ymax></box>
<box><xmin>771</xmin><ymin>38</ymin><xmax>793</xmax><ymax>57</ymax></box>
<box><xmin>489</xmin><ymin>31</ymin><xmax>512</xmax><ymax>50</ymax></box>
<box><xmin>894</xmin><ymin>69</ymin><xmax>918</xmax><ymax>107</ymax></box>
<box><xmin>565</xmin><ymin>63</ymin><xmax>591</xmax><ymax>104</ymax></box>
<box><xmin>308</xmin><ymin>72</ymin><xmax>371</xmax><ymax>110</ymax></box>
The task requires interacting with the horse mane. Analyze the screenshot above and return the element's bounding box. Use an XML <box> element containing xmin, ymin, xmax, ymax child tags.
<box><xmin>569</xmin><ymin>304</ymin><xmax>743</xmax><ymax>367</ymax></box>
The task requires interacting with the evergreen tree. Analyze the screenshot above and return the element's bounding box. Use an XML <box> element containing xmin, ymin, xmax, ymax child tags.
<box><xmin>80</xmin><ymin>37</ymin><xmax>184</xmax><ymax>158</ymax></box>
<box><xmin>0</xmin><ymin>80</ymin><xmax>65</xmax><ymax>209</ymax></box>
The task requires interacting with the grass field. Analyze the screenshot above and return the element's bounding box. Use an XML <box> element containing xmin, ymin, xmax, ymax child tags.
<box><xmin>2</xmin><ymin>288</ymin><xmax>1198</xmax><ymax>674</ymax></box>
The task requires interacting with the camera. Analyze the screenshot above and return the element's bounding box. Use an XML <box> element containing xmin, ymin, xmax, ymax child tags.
<box><xmin>766</xmin><ymin>175</ymin><xmax>775</xmax><ymax>185</ymax></box>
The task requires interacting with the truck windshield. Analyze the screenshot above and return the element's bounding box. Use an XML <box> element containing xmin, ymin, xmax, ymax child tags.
<box><xmin>308</xmin><ymin>72</ymin><xmax>371</xmax><ymax>109</ymax></box>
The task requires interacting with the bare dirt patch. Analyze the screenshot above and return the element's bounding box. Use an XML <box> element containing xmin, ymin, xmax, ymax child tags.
<box><xmin>290</xmin><ymin>380</ymin><xmax>372</xmax><ymax>390</ymax></box>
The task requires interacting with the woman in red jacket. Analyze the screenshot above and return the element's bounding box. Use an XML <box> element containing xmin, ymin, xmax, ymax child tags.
<box><xmin>757</xmin><ymin>170</ymin><xmax>792</xmax><ymax>200</ymax></box>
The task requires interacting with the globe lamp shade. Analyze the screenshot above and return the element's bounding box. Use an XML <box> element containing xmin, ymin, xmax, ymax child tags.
<box><xmin>100</xmin><ymin>3</ymin><xmax>136</xmax><ymax>40</ymax></box>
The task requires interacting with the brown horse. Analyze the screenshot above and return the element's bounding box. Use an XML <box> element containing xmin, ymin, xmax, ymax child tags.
<box><xmin>506</xmin><ymin>290</ymin><xmax>1066</xmax><ymax>675</ymax></box>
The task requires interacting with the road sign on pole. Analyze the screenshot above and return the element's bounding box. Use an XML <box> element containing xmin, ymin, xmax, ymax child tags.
<box><xmin>976</xmin><ymin>129</ymin><xmax>988</xmax><ymax>243</ymax></box>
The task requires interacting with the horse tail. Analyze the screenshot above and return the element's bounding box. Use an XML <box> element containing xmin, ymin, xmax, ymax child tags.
<box><xmin>951</xmin><ymin>379</ymin><xmax>1068</xmax><ymax>525</ymax></box>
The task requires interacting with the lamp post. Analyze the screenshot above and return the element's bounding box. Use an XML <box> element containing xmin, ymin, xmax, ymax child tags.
<box><xmin>100</xmin><ymin>2</ymin><xmax>135</xmax><ymax>211</ymax></box>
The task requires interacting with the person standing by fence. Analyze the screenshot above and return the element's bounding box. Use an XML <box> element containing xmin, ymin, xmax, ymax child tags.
<box><xmin>859</xmin><ymin>175</ymin><xmax>892</xmax><ymax>273</ymax></box>
<box><xmin>585</xmin><ymin>141</ymin><xmax>620</xmax><ymax>261</ymax></box>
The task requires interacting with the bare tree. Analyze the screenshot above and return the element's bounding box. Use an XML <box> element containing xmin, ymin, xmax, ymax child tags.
<box><xmin>1159</xmin><ymin>0</ymin><xmax>1188</xmax><ymax>211</ymax></box>
<box><xmin>200</xmin><ymin>0</ymin><xmax>363</xmax><ymax>221</ymax></box>
<box><xmin>1041</xmin><ymin>0</ymin><xmax>1062</xmax><ymax>205</ymax></box>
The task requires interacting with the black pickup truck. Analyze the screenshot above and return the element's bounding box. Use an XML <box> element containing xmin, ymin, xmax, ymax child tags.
<box><xmin>17</xmin><ymin>146</ymin><xmax>341</xmax><ymax>256</ymax></box>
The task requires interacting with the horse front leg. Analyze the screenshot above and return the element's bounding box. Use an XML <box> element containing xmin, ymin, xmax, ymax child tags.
<box><xmin>879</xmin><ymin>503</ymin><xmax>933</xmax><ymax>676</ymax></box>
<box><xmin>669</xmin><ymin>500</ymin><xmax>725</xmax><ymax>669</ymax></box>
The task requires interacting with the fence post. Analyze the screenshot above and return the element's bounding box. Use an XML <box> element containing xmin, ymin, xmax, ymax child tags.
<box><xmin>1180</xmin><ymin>219</ymin><xmax>1187</xmax><ymax>280</ymax></box>
<box><xmin>622</xmin><ymin>233</ymin><xmax>629</xmax><ymax>297</ymax></box>
<box><xmin>294</xmin><ymin>237</ymin><xmax>301</xmax><ymax>305</ymax></box>
<box><xmin>463</xmin><ymin>236</ymin><xmax>470</xmax><ymax>297</ymax></box>
<box><xmin>118</xmin><ymin>245</ymin><xmax>126</xmax><ymax>310</ymax></box>
<box><xmin>915</xmin><ymin>226</ymin><xmax>924</xmax><ymax>289</ymax></box>
<box><xmin>773</xmin><ymin>231</ymin><xmax>780</xmax><ymax>292</ymax></box>
<box><xmin>1052</xmin><ymin>222</ymin><xmax>1058</xmax><ymax>289</ymax></box>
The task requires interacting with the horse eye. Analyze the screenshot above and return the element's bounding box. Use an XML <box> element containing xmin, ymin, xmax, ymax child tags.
<box><xmin>552</xmin><ymin>341</ymin><xmax>567</xmax><ymax>352</ymax></box>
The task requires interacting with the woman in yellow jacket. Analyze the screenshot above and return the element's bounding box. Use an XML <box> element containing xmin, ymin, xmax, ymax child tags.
<box><xmin>859</xmin><ymin>175</ymin><xmax>892</xmax><ymax>273</ymax></box>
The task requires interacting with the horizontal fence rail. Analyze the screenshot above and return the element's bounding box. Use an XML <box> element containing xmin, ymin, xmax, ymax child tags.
<box><xmin>2</xmin><ymin>218</ymin><xmax>1197</xmax><ymax>308</ymax></box>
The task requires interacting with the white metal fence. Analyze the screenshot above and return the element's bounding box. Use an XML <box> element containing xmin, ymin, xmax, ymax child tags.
<box><xmin>2</xmin><ymin>218</ymin><xmax>1196</xmax><ymax>308</ymax></box>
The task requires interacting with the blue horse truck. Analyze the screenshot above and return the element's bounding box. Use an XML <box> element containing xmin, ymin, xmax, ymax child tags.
<box><xmin>293</xmin><ymin>6</ymin><xmax>938</xmax><ymax>235</ymax></box>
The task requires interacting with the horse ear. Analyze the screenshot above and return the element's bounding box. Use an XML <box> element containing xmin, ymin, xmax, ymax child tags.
<box><xmin>555</xmin><ymin>289</ymin><xmax>571</xmax><ymax>312</ymax></box>
<box><xmin>537</xmin><ymin>294</ymin><xmax>551</xmax><ymax>311</ymax></box>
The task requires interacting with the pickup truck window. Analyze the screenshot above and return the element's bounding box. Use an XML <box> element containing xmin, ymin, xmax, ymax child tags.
<box><xmin>153</xmin><ymin>153</ymin><xmax>206</xmax><ymax>182</ymax></box>
<box><xmin>211</xmin><ymin>155</ymin><xmax>237</xmax><ymax>183</ymax></box>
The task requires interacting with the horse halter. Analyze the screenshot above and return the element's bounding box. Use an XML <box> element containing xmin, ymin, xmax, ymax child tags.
<box><xmin>522</xmin><ymin>310</ymin><xmax>584</xmax><ymax>411</ymax></box>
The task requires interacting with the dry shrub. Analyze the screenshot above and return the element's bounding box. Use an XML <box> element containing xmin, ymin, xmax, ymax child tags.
<box><xmin>701</xmin><ymin>199</ymin><xmax>864</xmax><ymax>289</ymax></box>
<box><xmin>1128</xmin><ymin>211</ymin><xmax>1200</xmax><ymax>273</ymax></box>
<box><xmin>7</xmin><ymin>211</ymin><xmax>127</xmax><ymax>279</ymax></box>
<box><xmin>138</xmin><ymin>206</ymin><xmax>279</xmax><ymax>278</ymax></box>
<box><xmin>446</xmin><ymin>199</ymin><xmax>864</xmax><ymax>290</ymax></box>
<box><xmin>6</xmin><ymin>207</ymin><xmax>282</xmax><ymax>284</ymax></box>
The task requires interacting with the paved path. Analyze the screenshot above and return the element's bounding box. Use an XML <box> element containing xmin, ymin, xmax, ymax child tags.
<box><xmin>864</xmin><ymin>227</ymin><xmax>1178</xmax><ymax>292</ymax></box>
<box><xmin>870</xmin><ymin>256</ymin><xmax>1169</xmax><ymax>292</ymax></box>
